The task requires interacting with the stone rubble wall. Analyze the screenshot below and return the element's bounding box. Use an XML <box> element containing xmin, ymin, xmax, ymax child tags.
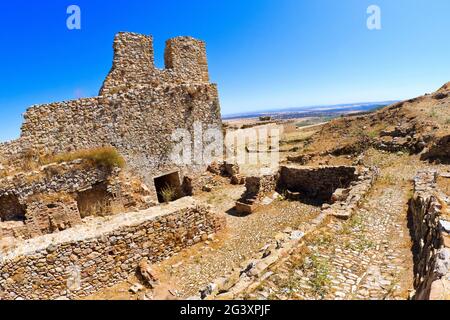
<box><xmin>279</xmin><ymin>166</ymin><xmax>358</xmax><ymax>201</ymax></box>
<box><xmin>235</xmin><ymin>171</ymin><xmax>278</xmax><ymax>214</ymax></box>
<box><xmin>0</xmin><ymin>197</ymin><xmax>223</xmax><ymax>300</ymax></box>
<box><xmin>421</xmin><ymin>135</ymin><xmax>450</xmax><ymax>164</ymax></box>
<box><xmin>17</xmin><ymin>83</ymin><xmax>221</xmax><ymax>192</ymax></box>
<box><xmin>410</xmin><ymin>170</ymin><xmax>450</xmax><ymax>300</ymax></box>
<box><xmin>22</xmin><ymin>197</ymin><xmax>82</xmax><ymax>238</ymax></box>
<box><xmin>243</xmin><ymin>174</ymin><xmax>279</xmax><ymax>202</ymax></box>
<box><xmin>0</xmin><ymin>139</ymin><xmax>29</xmax><ymax>163</ymax></box>
<box><xmin>235</xmin><ymin>166</ymin><xmax>377</xmax><ymax>216</ymax></box>
<box><xmin>323</xmin><ymin>167</ymin><xmax>380</xmax><ymax>220</ymax></box>
<box><xmin>0</xmin><ymin>160</ymin><xmax>152</xmax><ymax>240</ymax></box>
<box><xmin>0</xmin><ymin>160</ymin><xmax>113</xmax><ymax>201</ymax></box>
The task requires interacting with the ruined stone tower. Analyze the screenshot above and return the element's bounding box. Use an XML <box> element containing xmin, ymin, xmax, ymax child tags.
<box><xmin>0</xmin><ymin>32</ymin><xmax>222</xmax><ymax>202</ymax></box>
<box><xmin>100</xmin><ymin>32</ymin><xmax>210</xmax><ymax>95</ymax></box>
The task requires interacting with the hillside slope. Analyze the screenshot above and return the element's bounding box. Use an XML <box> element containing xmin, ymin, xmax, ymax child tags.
<box><xmin>296</xmin><ymin>82</ymin><xmax>450</xmax><ymax>163</ymax></box>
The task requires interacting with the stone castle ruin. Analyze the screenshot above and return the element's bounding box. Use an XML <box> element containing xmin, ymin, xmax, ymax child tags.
<box><xmin>0</xmin><ymin>32</ymin><xmax>221</xmax><ymax>194</ymax></box>
<box><xmin>0</xmin><ymin>32</ymin><xmax>222</xmax><ymax>235</ymax></box>
<box><xmin>0</xmin><ymin>32</ymin><xmax>226</xmax><ymax>299</ymax></box>
<box><xmin>2</xmin><ymin>31</ymin><xmax>444</xmax><ymax>301</ymax></box>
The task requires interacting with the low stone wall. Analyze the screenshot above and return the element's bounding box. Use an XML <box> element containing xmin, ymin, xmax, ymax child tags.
<box><xmin>235</xmin><ymin>166</ymin><xmax>375</xmax><ymax>216</ymax></box>
<box><xmin>279</xmin><ymin>166</ymin><xmax>357</xmax><ymax>201</ymax></box>
<box><xmin>243</xmin><ymin>174</ymin><xmax>278</xmax><ymax>201</ymax></box>
<box><xmin>235</xmin><ymin>171</ymin><xmax>278</xmax><ymax>214</ymax></box>
<box><xmin>410</xmin><ymin>170</ymin><xmax>450</xmax><ymax>300</ymax></box>
<box><xmin>323</xmin><ymin>167</ymin><xmax>379</xmax><ymax>220</ymax></box>
<box><xmin>0</xmin><ymin>197</ymin><xmax>223</xmax><ymax>300</ymax></box>
<box><xmin>100</xmin><ymin>33</ymin><xmax>209</xmax><ymax>96</ymax></box>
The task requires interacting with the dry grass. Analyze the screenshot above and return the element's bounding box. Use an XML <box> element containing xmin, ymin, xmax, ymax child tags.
<box><xmin>18</xmin><ymin>148</ymin><xmax>43</xmax><ymax>171</ymax></box>
<box><xmin>27</xmin><ymin>192</ymin><xmax>73</xmax><ymax>204</ymax></box>
<box><xmin>44</xmin><ymin>146</ymin><xmax>125</xmax><ymax>169</ymax></box>
<box><xmin>159</xmin><ymin>184</ymin><xmax>179</xmax><ymax>203</ymax></box>
<box><xmin>1</xmin><ymin>147</ymin><xmax>126</xmax><ymax>179</ymax></box>
<box><xmin>79</xmin><ymin>199</ymin><xmax>112</xmax><ymax>218</ymax></box>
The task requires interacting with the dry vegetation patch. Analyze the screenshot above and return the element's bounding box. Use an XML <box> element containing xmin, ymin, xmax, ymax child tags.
<box><xmin>44</xmin><ymin>146</ymin><xmax>125</xmax><ymax>169</ymax></box>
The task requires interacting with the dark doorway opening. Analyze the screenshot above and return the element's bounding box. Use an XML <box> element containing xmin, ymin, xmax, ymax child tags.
<box><xmin>0</xmin><ymin>194</ymin><xmax>26</xmax><ymax>222</ymax></box>
<box><xmin>154</xmin><ymin>172</ymin><xmax>182</xmax><ymax>203</ymax></box>
<box><xmin>76</xmin><ymin>182</ymin><xmax>113</xmax><ymax>218</ymax></box>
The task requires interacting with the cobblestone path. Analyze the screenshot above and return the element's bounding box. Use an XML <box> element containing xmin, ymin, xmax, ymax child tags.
<box><xmin>248</xmin><ymin>184</ymin><xmax>414</xmax><ymax>300</ymax></box>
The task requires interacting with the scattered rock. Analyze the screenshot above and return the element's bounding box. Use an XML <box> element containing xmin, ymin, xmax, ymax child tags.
<box><xmin>129</xmin><ymin>283</ymin><xmax>144</xmax><ymax>294</ymax></box>
<box><xmin>138</xmin><ymin>259</ymin><xmax>159</xmax><ymax>288</ymax></box>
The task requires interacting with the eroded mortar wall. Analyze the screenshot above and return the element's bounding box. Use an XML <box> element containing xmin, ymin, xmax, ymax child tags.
<box><xmin>0</xmin><ymin>198</ymin><xmax>223</xmax><ymax>300</ymax></box>
<box><xmin>0</xmin><ymin>32</ymin><xmax>222</xmax><ymax>200</ymax></box>
<box><xmin>410</xmin><ymin>170</ymin><xmax>450</xmax><ymax>300</ymax></box>
<box><xmin>0</xmin><ymin>160</ymin><xmax>151</xmax><ymax>240</ymax></box>
<box><xmin>20</xmin><ymin>83</ymin><xmax>221</xmax><ymax>191</ymax></box>
<box><xmin>279</xmin><ymin>166</ymin><xmax>357</xmax><ymax>201</ymax></box>
<box><xmin>100</xmin><ymin>32</ymin><xmax>209</xmax><ymax>95</ymax></box>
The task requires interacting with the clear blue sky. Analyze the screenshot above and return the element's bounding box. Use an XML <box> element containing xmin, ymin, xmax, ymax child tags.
<box><xmin>0</xmin><ymin>0</ymin><xmax>449</xmax><ymax>141</ymax></box>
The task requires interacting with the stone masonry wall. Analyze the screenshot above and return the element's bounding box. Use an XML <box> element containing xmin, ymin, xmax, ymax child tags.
<box><xmin>0</xmin><ymin>159</ymin><xmax>151</xmax><ymax>240</ymax></box>
<box><xmin>0</xmin><ymin>160</ymin><xmax>113</xmax><ymax>202</ymax></box>
<box><xmin>100</xmin><ymin>32</ymin><xmax>209</xmax><ymax>95</ymax></box>
<box><xmin>410</xmin><ymin>170</ymin><xmax>450</xmax><ymax>300</ymax></box>
<box><xmin>0</xmin><ymin>32</ymin><xmax>222</xmax><ymax>201</ymax></box>
<box><xmin>279</xmin><ymin>166</ymin><xmax>357</xmax><ymax>201</ymax></box>
<box><xmin>18</xmin><ymin>83</ymin><xmax>221</xmax><ymax>194</ymax></box>
<box><xmin>0</xmin><ymin>197</ymin><xmax>223</xmax><ymax>300</ymax></box>
<box><xmin>243</xmin><ymin>174</ymin><xmax>279</xmax><ymax>201</ymax></box>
